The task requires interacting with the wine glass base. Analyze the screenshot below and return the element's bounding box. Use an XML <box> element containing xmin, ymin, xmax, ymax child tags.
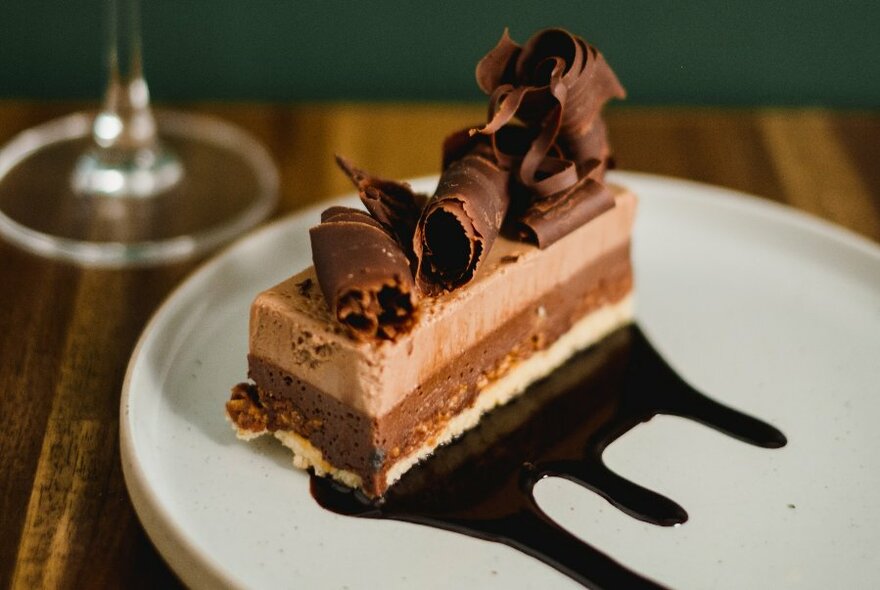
<box><xmin>72</xmin><ymin>144</ymin><xmax>184</xmax><ymax>198</ymax></box>
<box><xmin>0</xmin><ymin>110</ymin><xmax>278</xmax><ymax>267</ymax></box>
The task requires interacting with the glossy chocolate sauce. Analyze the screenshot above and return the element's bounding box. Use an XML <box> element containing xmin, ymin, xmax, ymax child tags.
<box><xmin>311</xmin><ymin>325</ymin><xmax>787</xmax><ymax>589</ymax></box>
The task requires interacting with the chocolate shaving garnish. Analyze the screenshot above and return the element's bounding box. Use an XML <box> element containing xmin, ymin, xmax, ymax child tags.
<box><xmin>519</xmin><ymin>171</ymin><xmax>615</xmax><ymax>248</ymax></box>
<box><xmin>442</xmin><ymin>127</ymin><xmax>491</xmax><ymax>170</ymax></box>
<box><xmin>413</xmin><ymin>154</ymin><xmax>510</xmax><ymax>294</ymax></box>
<box><xmin>335</xmin><ymin>155</ymin><xmax>427</xmax><ymax>254</ymax></box>
<box><xmin>445</xmin><ymin>125</ymin><xmax>538</xmax><ymax>173</ymax></box>
<box><xmin>561</xmin><ymin>116</ymin><xmax>611</xmax><ymax>170</ymax></box>
<box><xmin>310</xmin><ymin>206</ymin><xmax>417</xmax><ymax>341</ymax></box>
<box><xmin>470</xmin><ymin>28</ymin><xmax>625</xmax><ymax>248</ymax></box>
<box><xmin>312</xmin><ymin>27</ymin><xmax>625</xmax><ymax>316</ymax></box>
<box><xmin>476</xmin><ymin>29</ymin><xmax>624</xmax><ymax>155</ymax></box>
<box><xmin>475</xmin><ymin>28</ymin><xmax>521</xmax><ymax>95</ymax></box>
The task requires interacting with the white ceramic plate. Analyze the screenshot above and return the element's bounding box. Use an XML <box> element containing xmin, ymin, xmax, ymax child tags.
<box><xmin>121</xmin><ymin>171</ymin><xmax>880</xmax><ymax>589</ymax></box>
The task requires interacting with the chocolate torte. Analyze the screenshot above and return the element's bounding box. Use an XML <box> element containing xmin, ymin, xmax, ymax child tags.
<box><xmin>226</xmin><ymin>28</ymin><xmax>634</xmax><ymax>497</ymax></box>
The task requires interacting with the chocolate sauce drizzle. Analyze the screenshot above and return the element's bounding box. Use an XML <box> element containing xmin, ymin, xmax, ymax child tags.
<box><xmin>311</xmin><ymin>325</ymin><xmax>787</xmax><ymax>589</ymax></box>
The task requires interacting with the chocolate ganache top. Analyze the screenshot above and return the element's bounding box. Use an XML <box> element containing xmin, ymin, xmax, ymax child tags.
<box><xmin>310</xmin><ymin>28</ymin><xmax>625</xmax><ymax>340</ymax></box>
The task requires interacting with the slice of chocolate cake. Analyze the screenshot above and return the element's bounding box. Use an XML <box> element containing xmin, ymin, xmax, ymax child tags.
<box><xmin>226</xmin><ymin>27</ymin><xmax>634</xmax><ymax>496</ymax></box>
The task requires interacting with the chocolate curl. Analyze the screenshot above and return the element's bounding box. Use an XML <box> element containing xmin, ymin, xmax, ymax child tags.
<box><xmin>516</xmin><ymin>30</ymin><xmax>625</xmax><ymax>136</ymax></box>
<box><xmin>560</xmin><ymin>117</ymin><xmax>612</xmax><ymax>172</ymax></box>
<box><xmin>444</xmin><ymin>125</ymin><xmax>534</xmax><ymax>172</ymax></box>
<box><xmin>441</xmin><ymin>127</ymin><xmax>492</xmax><ymax>170</ymax></box>
<box><xmin>519</xmin><ymin>162</ymin><xmax>615</xmax><ymax>248</ymax></box>
<box><xmin>472</xmin><ymin>28</ymin><xmax>625</xmax><ymax>191</ymax></box>
<box><xmin>310</xmin><ymin>206</ymin><xmax>418</xmax><ymax>341</ymax></box>
<box><xmin>335</xmin><ymin>155</ymin><xmax>427</xmax><ymax>253</ymax></box>
<box><xmin>477</xmin><ymin>29</ymin><xmax>624</xmax><ymax>142</ymax></box>
<box><xmin>413</xmin><ymin>155</ymin><xmax>510</xmax><ymax>294</ymax></box>
<box><xmin>475</xmin><ymin>28</ymin><xmax>521</xmax><ymax>94</ymax></box>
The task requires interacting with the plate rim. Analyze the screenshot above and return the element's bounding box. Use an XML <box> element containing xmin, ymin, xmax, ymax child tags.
<box><xmin>119</xmin><ymin>170</ymin><xmax>880</xmax><ymax>589</ymax></box>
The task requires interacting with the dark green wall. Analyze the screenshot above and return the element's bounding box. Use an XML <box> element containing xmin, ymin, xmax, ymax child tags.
<box><xmin>1</xmin><ymin>0</ymin><xmax>878</xmax><ymax>106</ymax></box>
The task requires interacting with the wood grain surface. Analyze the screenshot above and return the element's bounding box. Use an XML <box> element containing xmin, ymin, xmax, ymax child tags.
<box><xmin>0</xmin><ymin>101</ymin><xmax>877</xmax><ymax>588</ymax></box>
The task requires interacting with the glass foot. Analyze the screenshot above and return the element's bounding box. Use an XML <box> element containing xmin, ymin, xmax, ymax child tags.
<box><xmin>0</xmin><ymin>110</ymin><xmax>278</xmax><ymax>266</ymax></box>
<box><xmin>72</xmin><ymin>143</ymin><xmax>183</xmax><ymax>198</ymax></box>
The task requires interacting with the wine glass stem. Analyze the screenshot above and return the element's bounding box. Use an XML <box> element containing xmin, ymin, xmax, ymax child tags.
<box><xmin>73</xmin><ymin>0</ymin><xmax>182</xmax><ymax>197</ymax></box>
<box><xmin>94</xmin><ymin>0</ymin><xmax>157</xmax><ymax>152</ymax></box>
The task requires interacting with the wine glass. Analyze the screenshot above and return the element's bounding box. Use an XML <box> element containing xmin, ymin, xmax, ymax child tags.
<box><xmin>0</xmin><ymin>0</ymin><xmax>278</xmax><ymax>266</ymax></box>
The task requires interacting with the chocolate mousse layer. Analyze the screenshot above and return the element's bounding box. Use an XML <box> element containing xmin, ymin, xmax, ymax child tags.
<box><xmin>229</xmin><ymin>242</ymin><xmax>632</xmax><ymax>496</ymax></box>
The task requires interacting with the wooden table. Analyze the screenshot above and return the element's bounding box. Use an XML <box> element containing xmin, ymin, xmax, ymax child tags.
<box><xmin>1</xmin><ymin>102</ymin><xmax>878</xmax><ymax>588</ymax></box>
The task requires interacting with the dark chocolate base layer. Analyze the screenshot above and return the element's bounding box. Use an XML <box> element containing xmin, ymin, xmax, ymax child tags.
<box><xmin>228</xmin><ymin>243</ymin><xmax>633</xmax><ymax>496</ymax></box>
